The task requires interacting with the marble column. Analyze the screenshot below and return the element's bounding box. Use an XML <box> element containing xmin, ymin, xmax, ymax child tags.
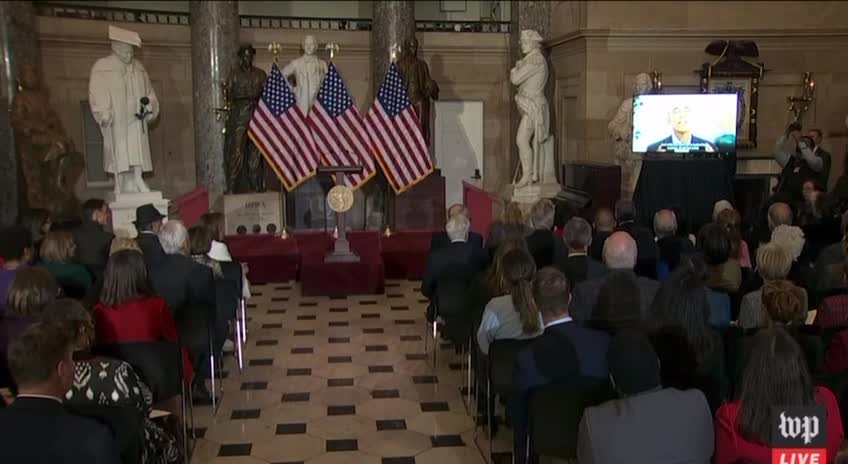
<box><xmin>0</xmin><ymin>1</ymin><xmax>38</xmax><ymax>225</ymax></box>
<box><xmin>189</xmin><ymin>0</ymin><xmax>239</xmax><ymax>207</ymax></box>
<box><xmin>371</xmin><ymin>0</ymin><xmax>414</xmax><ymax>93</ymax></box>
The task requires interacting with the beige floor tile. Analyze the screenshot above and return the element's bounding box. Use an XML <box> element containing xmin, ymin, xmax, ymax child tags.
<box><xmin>203</xmin><ymin>419</ymin><xmax>277</xmax><ymax>445</ymax></box>
<box><xmin>416</xmin><ymin>446</ymin><xmax>487</xmax><ymax>464</ymax></box>
<box><xmin>250</xmin><ymin>434</ymin><xmax>324</xmax><ymax>462</ymax></box>
<box><xmin>357</xmin><ymin>398</ymin><xmax>423</xmax><ymax>420</ymax></box>
<box><xmin>305</xmin><ymin>451</ymin><xmax>382</xmax><ymax>464</ymax></box>
<box><xmin>407</xmin><ymin>410</ymin><xmax>476</xmax><ymax>435</ymax></box>
<box><xmin>267</xmin><ymin>375</ymin><xmax>326</xmax><ymax>393</ymax></box>
<box><xmin>307</xmin><ymin>414</ymin><xmax>377</xmax><ymax>440</ymax></box>
<box><xmin>309</xmin><ymin>386</ymin><xmax>373</xmax><ymax>406</ymax></box>
<box><xmin>357</xmin><ymin>429</ymin><xmax>432</xmax><ymax>457</ymax></box>
<box><xmin>312</xmin><ymin>363</ymin><xmax>370</xmax><ymax>379</ymax></box>
<box><xmin>208</xmin><ymin>457</ymin><xmax>268</xmax><ymax>464</ymax></box>
<box><xmin>262</xmin><ymin>402</ymin><xmax>327</xmax><ymax>424</ymax></box>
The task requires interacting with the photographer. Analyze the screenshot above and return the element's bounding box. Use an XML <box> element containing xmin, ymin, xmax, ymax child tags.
<box><xmin>774</xmin><ymin>122</ymin><xmax>830</xmax><ymax>204</ymax></box>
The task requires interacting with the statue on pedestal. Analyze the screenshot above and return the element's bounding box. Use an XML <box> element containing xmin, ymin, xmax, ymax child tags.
<box><xmin>88</xmin><ymin>25</ymin><xmax>159</xmax><ymax>195</ymax></box>
<box><xmin>11</xmin><ymin>63</ymin><xmax>81</xmax><ymax>212</ymax></box>
<box><xmin>510</xmin><ymin>30</ymin><xmax>558</xmax><ymax>202</ymax></box>
<box><xmin>281</xmin><ymin>35</ymin><xmax>328</xmax><ymax>115</ymax></box>
<box><xmin>396</xmin><ymin>37</ymin><xmax>440</xmax><ymax>147</ymax></box>
<box><xmin>609</xmin><ymin>72</ymin><xmax>651</xmax><ymax>199</ymax></box>
<box><xmin>224</xmin><ymin>45</ymin><xmax>268</xmax><ymax>194</ymax></box>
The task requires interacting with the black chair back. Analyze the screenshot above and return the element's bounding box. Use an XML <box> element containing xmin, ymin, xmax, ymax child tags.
<box><xmin>94</xmin><ymin>341</ymin><xmax>184</xmax><ymax>402</ymax></box>
<box><xmin>67</xmin><ymin>402</ymin><xmax>145</xmax><ymax>464</ymax></box>
<box><xmin>488</xmin><ymin>338</ymin><xmax>534</xmax><ymax>396</ymax></box>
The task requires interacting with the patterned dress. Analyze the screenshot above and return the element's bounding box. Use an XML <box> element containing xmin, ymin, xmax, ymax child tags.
<box><xmin>65</xmin><ymin>355</ymin><xmax>180</xmax><ymax>464</ymax></box>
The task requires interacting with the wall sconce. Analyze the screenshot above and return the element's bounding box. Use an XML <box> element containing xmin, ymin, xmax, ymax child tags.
<box><xmin>788</xmin><ymin>72</ymin><xmax>815</xmax><ymax>122</ymax></box>
<box><xmin>650</xmin><ymin>69</ymin><xmax>663</xmax><ymax>93</ymax></box>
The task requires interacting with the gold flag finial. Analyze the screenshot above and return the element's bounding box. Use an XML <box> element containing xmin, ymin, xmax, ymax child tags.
<box><xmin>389</xmin><ymin>43</ymin><xmax>401</xmax><ymax>63</ymax></box>
<box><xmin>268</xmin><ymin>42</ymin><xmax>282</xmax><ymax>63</ymax></box>
<box><xmin>325</xmin><ymin>42</ymin><xmax>340</xmax><ymax>61</ymax></box>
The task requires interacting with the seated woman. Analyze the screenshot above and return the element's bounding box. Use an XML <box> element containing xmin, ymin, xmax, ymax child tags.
<box><xmin>476</xmin><ymin>248</ymin><xmax>541</xmax><ymax>355</ymax></box>
<box><xmin>738</xmin><ymin>243</ymin><xmax>809</xmax><ymax>329</ymax></box>
<box><xmin>93</xmin><ymin>249</ymin><xmax>193</xmax><ymax>385</ymax></box>
<box><xmin>486</xmin><ymin>202</ymin><xmax>530</xmax><ymax>260</ymax></box>
<box><xmin>762</xmin><ymin>280</ymin><xmax>807</xmax><ymax>327</ymax></box>
<box><xmin>590</xmin><ymin>271</ymin><xmax>641</xmax><ymax>334</ymax></box>
<box><xmin>39</xmin><ymin>230</ymin><xmax>93</xmax><ymax>297</ymax></box>
<box><xmin>771</xmin><ymin>224</ymin><xmax>807</xmax><ymax>286</ymax></box>
<box><xmin>43</xmin><ymin>299</ymin><xmax>181</xmax><ymax>464</ymax></box>
<box><xmin>699</xmin><ymin>222</ymin><xmax>741</xmax><ymax>293</ymax></box>
<box><xmin>714</xmin><ymin>328</ymin><xmax>843</xmax><ymax>464</ymax></box>
<box><xmin>716</xmin><ymin>208</ymin><xmax>751</xmax><ymax>269</ymax></box>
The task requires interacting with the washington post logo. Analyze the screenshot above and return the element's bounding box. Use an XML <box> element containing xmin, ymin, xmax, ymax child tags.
<box><xmin>771</xmin><ymin>406</ymin><xmax>827</xmax><ymax>464</ymax></box>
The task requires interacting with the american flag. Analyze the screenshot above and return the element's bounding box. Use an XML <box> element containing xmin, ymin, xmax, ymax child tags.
<box><xmin>365</xmin><ymin>63</ymin><xmax>433</xmax><ymax>193</ymax></box>
<box><xmin>308</xmin><ymin>62</ymin><xmax>376</xmax><ymax>190</ymax></box>
<box><xmin>247</xmin><ymin>63</ymin><xmax>319</xmax><ymax>191</ymax></box>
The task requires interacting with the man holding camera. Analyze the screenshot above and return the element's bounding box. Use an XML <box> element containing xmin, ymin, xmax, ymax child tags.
<box><xmin>774</xmin><ymin>121</ymin><xmax>831</xmax><ymax>203</ymax></box>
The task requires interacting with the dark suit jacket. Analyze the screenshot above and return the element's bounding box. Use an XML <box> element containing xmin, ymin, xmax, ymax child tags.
<box><xmin>646</xmin><ymin>134</ymin><xmax>717</xmax><ymax>153</ymax></box>
<box><xmin>136</xmin><ymin>232</ymin><xmax>166</xmax><ymax>270</ymax></box>
<box><xmin>422</xmin><ymin>240</ymin><xmax>487</xmax><ymax>298</ymax></box>
<box><xmin>430</xmin><ymin>231</ymin><xmax>483</xmax><ymax>252</ymax></box>
<box><xmin>525</xmin><ymin>229</ymin><xmax>568</xmax><ymax>270</ymax></box>
<box><xmin>512</xmin><ymin>321</ymin><xmax>610</xmax><ymax>464</ymax></box>
<box><xmin>577</xmin><ymin>388</ymin><xmax>714</xmax><ymax>464</ymax></box>
<box><xmin>558</xmin><ymin>254</ymin><xmax>607</xmax><ymax>287</ymax></box>
<box><xmin>148</xmin><ymin>254</ymin><xmax>217</xmax><ymax>330</ymax></box>
<box><xmin>589</xmin><ymin>231</ymin><xmax>612</xmax><ymax>262</ymax></box>
<box><xmin>656</xmin><ymin>235</ymin><xmax>696</xmax><ymax>271</ymax></box>
<box><xmin>72</xmin><ymin>220</ymin><xmax>113</xmax><ymax>279</ymax></box>
<box><xmin>0</xmin><ymin>396</ymin><xmax>121</xmax><ymax>464</ymax></box>
<box><xmin>570</xmin><ymin>270</ymin><xmax>660</xmax><ymax>323</ymax></box>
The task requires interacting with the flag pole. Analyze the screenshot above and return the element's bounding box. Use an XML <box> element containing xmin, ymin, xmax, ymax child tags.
<box><xmin>267</xmin><ymin>41</ymin><xmax>287</xmax><ymax>239</ymax></box>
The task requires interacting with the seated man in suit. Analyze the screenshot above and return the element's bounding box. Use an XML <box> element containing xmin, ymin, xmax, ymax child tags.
<box><xmin>72</xmin><ymin>198</ymin><xmax>114</xmax><ymax>280</ymax></box>
<box><xmin>422</xmin><ymin>214</ymin><xmax>487</xmax><ymax>323</ymax></box>
<box><xmin>589</xmin><ymin>208</ymin><xmax>615</xmax><ymax>261</ymax></box>
<box><xmin>512</xmin><ymin>268</ymin><xmax>610</xmax><ymax>464</ymax></box>
<box><xmin>646</xmin><ymin>103</ymin><xmax>717</xmax><ymax>153</ymax></box>
<box><xmin>134</xmin><ymin>203</ymin><xmax>167</xmax><ymax>270</ymax></box>
<box><xmin>578</xmin><ymin>329</ymin><xmax>714</xmax><ymax>464</ymax></box>
<box><xmin>0</xmin><ymin>322</ymin><xmax>121</xmax><ymax>463</ymax></box>
<box><xmin>558</xmin><ymin>217</ymin><xmax>606</xmax><ymax>286</ymax></box>
<box><xmin>614</xmin><ymin>199</ymin><xmax>658</xmax><ymax>278</ymax></box>
<box><xmin>654</xmin><ymin>209</ymin><xmax>695</xmax><ymax>275</ymax></box>
<box><xmin>430</xmin><ymin>204</ymin><xmax>483</xmax><ymax>251</ymax></box>
<box><xmin>571</xmin><ymin>231</ymin><xmax>660</xmax><ymax>323</ymax></box>
<box><xmin>525</xmin><ymin>199</ymin><xmax>568</xmax><ymax>269</ymax></box>
<box><xmin>152</xmin><ymin>220</ymin><xmax>221</xmax><ymax>404</ymax></box>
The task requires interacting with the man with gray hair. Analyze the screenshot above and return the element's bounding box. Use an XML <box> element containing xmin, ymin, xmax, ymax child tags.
<box><xmin>526</xmin><ymin>199</ymin><xmax>567</xmax><ymax>269</ymax></box>
<box><xmin>558</xmin><ymin>217</ymin><xmax>606</xmax><ymax>286</ymax></box>
<box><xmin>615</xmin><ymin>199</ymin><xmax>658</xmax><ymax>278</ymax></box>
<box><xmin>157</xmin><ymin>219</ymin><xmax>189</xmax><ymax>255</ymax></box>
<box><xmin>570</xmin><ymin>231</ymin><xmax>660</xmax><ymax>323</ymax></box>
<box><xmin>654</xmin><ymin>209</ymin><xmax>695</xmax><ymax>273</ymax></box>
<box><xmin>429</xmin><ymin>203</ymin><xmax>483</xmax><ymax>252</ymax></box>
<box><xmin>422</xmin><ymin>214</ymin><xmax>487</xmax><ymax>322</ymax></box>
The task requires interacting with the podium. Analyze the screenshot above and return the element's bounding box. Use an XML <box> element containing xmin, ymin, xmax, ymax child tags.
<box><xmin>462</xmin><ymin>180</ymin><xmax>498</xmax><ymax>238</ymax></box>
<box><xmin>318</xmin><ymin>166</ymin><xmax>361</xmax><ymax>263</ymax></box>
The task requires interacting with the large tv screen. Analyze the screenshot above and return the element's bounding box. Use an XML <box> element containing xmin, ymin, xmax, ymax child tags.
<box><xmin>632</xmin><ymin>93</ymin><xmax>738</xmax><ymax>154</ymax></box>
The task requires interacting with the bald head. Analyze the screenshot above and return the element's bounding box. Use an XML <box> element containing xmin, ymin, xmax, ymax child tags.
<box><xmin>768</xmin><ymin>202</ymin><xmax>793</xmax><ymax>231</ymax></box>
<box><xmin>603</xmin><ymin>231</ymin><xmax>638</xmax><ymax>270</ymax></box>
<box><xmin>594</xmin><ymin>208</ymin><xmax>615</xmax><ymax>232</ymax></box>
<box><xmin>447</xmin><ymin>204</ymin><xmax>469</xmax><ymax>220</ymax></box>
<box><xmin>653</xmin><ymin>209</ymin><xmax>677</xmax><ymax>238</ymax></box>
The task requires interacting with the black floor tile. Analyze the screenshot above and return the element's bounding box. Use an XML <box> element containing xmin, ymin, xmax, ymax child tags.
<box><xmin>363</xmin><ymin>328</ymin><xmax>385</xmax><ymax>334</ymax></box>
<box><xmin>230</xmin><ymin>409</ymin><xmax>261</xmax><ymax>420</ymax></box>
<box><xmin>329</xmin><ymin>337</ymin><xmax>350</xmax><ymax>343</ymax></box>
<box><xmin>287</xmin><ymin>368</ymin><xmax>312</xmax><ymax>376</ymax></box>
<box><xmin>271</xmin><ymin>297</ymin><xmax>289</xmax><ymax>302</ymax></box>
<box><xmin>387</xmin><ymin>294</ymin><xmax>404</xmax><ymax>298</ymax></box>
<box><xmin>431</xmin><ymin>434</ymin><xmax>464</xmax><ymax>447</ymax></box>
<box><xmin>256</xmin><ymin>339</ymin><xmax>278</xmax><ymax>346</ymax></box>
<box><xmin>276</xmin><ymin>423</ymin><xmax>307</xmax><ymax>435</ymax></box>
<box><xmin>330</xmin><ymin>307</ymin><xmax>348</xmax><ymax>313</ymax></box>
<box><xmin>246</xmin><ymin>304</ymin><xmax>258</xmax><ymax>309</ymax></box>
<box><xmin>420</xmin><ymin>401</ymin><xmax>450</xmax><ymax>412</ymax></box>
<box><xmin>412</xmin><ymin>376</ymin><xmax>438</xmax><ymax>384</ymax></box>
<box><xmin>294</xmin><ymin>330</ymin><xmax>316</xmax><ymax>336</ymax></box>
<box><xmin>406</xmin><ymin>354</ymin><xmax>427</xmax><ymax>361</ymax></box>
<box><xmin>376</xmin><ymin>419</ymin><xmax>407</xmax><ymax>431</ymax></box>
<box><xmin>365</xmin><ymin>345</ymin><xmax>388</xmax><ymax>352</ymax></box>
<box><xmin>249</xmin><ymin>358</ymin><xmax>274</xmax><ymax>366</ymax></box>
<box><xmin>262</xmin><ymin>323</ymin><xmax>283</xmax><ymax>329</ymax></box>
<box><xmin>267</xmin><ymin>309</ymin><xmax>286</xmax><ymax>315</ymax></box>
<box><xmin>328</xmin><ymin>356</ymin><xmax>352</xmax><ymax>363</ymax></box>
<box><xmin>394</xmin><ymin>319</ymin><xmax>415</xmax><ymax>325</ymax></box>
<box><xmin>297</xmin><ymin>315</ymin><xmax>317</xmax><ymax>320</ymax></box>
<box><xmin>360</xmin><ymin>300</ymin><xmax>378</xmax><ymax>305</ymax></box>
<box><xmin>275</xmin><ymin>285</ymin><xmax>292</xmax><ymax>290</ymax></box>
<box><xmin>291</xmin><ymin>347</ymin><xmax>314</xmax><ymax>354</ymax></box>
<box><xmin>371</xmin><ymin>389</ymin><xmax>400</xmax><ymax>399</ymax></box>
<box><xmin>240</xmin><ymin>381</ymin><xmax>268</xmax><ymax>391</ymax></box>
<box><xmin>252</xmin><ymin>292</ymin><xmax>264</xmax><ymax>296</ymax></box>
<box><xmin>400</xmin><ymin>335</ymin><xmax>422</xmax><ymax>341</ymax></box>
<box><xmin>491</xmin><ymin>452</ymin><xmax>513</xmax><ymax>464</ymax></box>
<box><xmin>385</xmin><ymin>282</ymin><xmax>401</xmax><ymax>287</ymax></box>
<box><xmin>218</xmin><ymin>443</ymin><xmax>252</xmax><ymax>457</ymax></box>
<box><xmin>362</xmin><ymin>313</ymin><xmax>380</xmax><ymax>319</ymax></box>
<box><xmin>390</xmin><ymin>306</ymin><xmax>410</xmax><ymax>311</ymax></box>
<box><xmin>326</xmin><ymin>439</ymin><xmax>358</xmax><ymax>452</ymax></box>
<box><xmin>300</xmin><ymin>301</ymin><xmax>318</xmax><ymax>307</ymax></box>
<box><xmin>329</xmin><ymin>295</ymin><xmax>346</xmax><ymax>300</ymax></box>
<box><xmin>327</xmin><ymin>405</ymin><xmax>356</xmax><ymax>416</ymax></box>
<box><xmin>327</xmin><ymin>378</ymin><xmax>355</xmax><ymax>387</ymax></box>
<box><xmin>282</xmin><ymin>392</ymin><xmax>311</xmax><ymax>402</ymax></box>
<box><xmin>328</xmin><ymin>321</ymin><xmax>349</xmax><ymax>327</ymax></box>
<box><xmin>382</xmin><ymin>458</ymin><xmax>415</xmax><ymax>464</ymax></box>
<box><xmin>449</xmin><ymin>362</ymin><xmax>464</xmax><ymax>371</ymax></box>
<box><xmin>368</xmin><ymin>365</ymin><xmax>394</xmax><ymax>373</ymax></box>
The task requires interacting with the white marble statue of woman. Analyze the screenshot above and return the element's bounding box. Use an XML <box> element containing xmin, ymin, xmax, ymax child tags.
<box><xmin>281</xmin><ymin>35</ymin><xmax>328</xmax><ymax>115</ymax></box>
<box><xmin>608</xmin><ymin>72</ymin><xmax>651</xmax><ymax>199</ymax></box>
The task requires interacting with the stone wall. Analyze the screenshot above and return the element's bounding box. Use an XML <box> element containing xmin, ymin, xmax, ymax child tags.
<box><xmin>36</xmin><ymin>16</ymin><xmax>513</xmax><ymax>201</ymax></box>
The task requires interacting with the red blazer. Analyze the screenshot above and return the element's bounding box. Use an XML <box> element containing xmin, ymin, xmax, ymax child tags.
<box><xmin>714</xmin><ymin>386</ymin><xmax>843</xmax><ymax>464</ymax></box>
<box><xmin>94</xmin><ymin>295</ymin><xmax>193</xmax><ymax>383</ymax></box>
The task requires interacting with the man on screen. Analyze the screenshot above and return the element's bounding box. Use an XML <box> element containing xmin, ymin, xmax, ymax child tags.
<box><xmin>647</xmin><ymin>104</ymin><xmax>717</xmax><ymax>153</ymax></box>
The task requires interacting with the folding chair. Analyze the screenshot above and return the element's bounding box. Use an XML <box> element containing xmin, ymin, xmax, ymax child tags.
<box><xmin>481</xmin><ymin>338</ymin><xmax>533</xmax><ymax>460</ymax></box>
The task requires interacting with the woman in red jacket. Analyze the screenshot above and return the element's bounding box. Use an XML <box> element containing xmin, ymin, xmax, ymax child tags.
<box><xmin>714</xmin><ymin>328</ymin><xmax>843</xmax><ymax>463</ymax></box>
<box><xmin>94</xmin><ymin>249</ymin><xmax>193</xmax><ymax>384</ymax></box>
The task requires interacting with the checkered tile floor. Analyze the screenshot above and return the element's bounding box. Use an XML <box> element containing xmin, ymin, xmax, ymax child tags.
<box><xmin>190</xmin><ymin>280</ymin><xmax>511</xmax><ymax>464</ymax></box>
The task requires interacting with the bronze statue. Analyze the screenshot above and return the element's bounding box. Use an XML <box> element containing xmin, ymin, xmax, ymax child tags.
<box><xmin>224</xmin><ymin>45</ymin><xmax>268</xmax><ymax>194</ymax></box>
<box><xmin>396</xmin><ymin>37</ymin><xmax>439</xmax><ymax>147</ymax></box>
<box><xmin>11</xmin><ymin>63</ymin><xmax>81</xmax><ymax>212</ymax></box>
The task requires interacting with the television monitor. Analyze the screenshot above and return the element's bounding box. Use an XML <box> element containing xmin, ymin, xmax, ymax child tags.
<box><xmin>632</xmin><ymin>93</ymin><xmax>738</xmax><ymax>154</ymax></box>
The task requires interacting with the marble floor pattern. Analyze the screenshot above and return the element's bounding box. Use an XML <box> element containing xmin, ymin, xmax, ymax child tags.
<box><xmin>190</xmin><ymin>279</ymin><xmax>512</xmax><ymax>464</ymax></box>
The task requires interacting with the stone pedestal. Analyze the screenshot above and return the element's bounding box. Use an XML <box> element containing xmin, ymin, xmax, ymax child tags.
<box><xmin>189</xmin><ymin>1</ymin><xmax>239</xmax><ymax>208</ymax></box>
<box><xmin>510</xmin><ymin>137</ymin><xmax>560</xmax><ymax>205</ymax></box>
<box><xmin>109</xmin><ymin>191</ymin><xmax>169</xmax><ymax>238</ymax></box>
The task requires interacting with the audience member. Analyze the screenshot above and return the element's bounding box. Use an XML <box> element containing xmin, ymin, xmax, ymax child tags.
<box><xmin>72</xmin><ymin>198</ymin><xmax>114</xmax><ymax>278</ymax></box>
<box><xmin>110</xmin><ymin>237</ymin><xmax>142</xmax><ymax>255</ymax></box>
<box><xmin>430</xmin><ymin>204</ymin><xmax>483</xmax><ymax>251</ymax></box>
<box><xmin>808</xmin><ymin>128</ymin><xmax>832</xmax><ymax>189</ymax></box>
<box><xmin>0</xmin><ymin>321</ymin><xmax>121</xmax><ymax>463</ymax></box>
<box><xmin>589</xmin><ymin>208</ymin><xmax>615</xmax><ymax>262</ymax></box>
<box><xmin>476</xmin><ymin>248</ymin><xmax>540</xmax><ymax>355</ymax></box>
<box><xmin>774</xmin><ymin>122</ymin><xmax>827</xmax><ymax>202</ymax></box>
<box><xmin>486</xmin><ymin>202</ymin><xmax>529</xmax><ymax>256</ymax></box>
<box><xmin>739</xmin><ymin>243</ymin><xmax>808</xmax><ymax>329</ymax></box>
<box><xmin>0</xmin><ymin>226</ymin><xmax>34</xmax><ymax>309</ymax></box>
<box><xmin>771</xmin><ymin>224</ymin><xmax>808</xmax><ymax>286</ymax></box>
<box><xmin>614</xmin><ymin>199</ymin><xmax>658</xmax><ymax>278</ymax></box>
<box><xmin>654</xmin><ymin>209</ymin><xmax>695</xmax><ymax>275</ymax></box>
<box><xmin>699</xmin><ymin>222</ymin><xmax>741</xmax><ymax>293</ymax></box>
<box><xmin>199</xmin><ymin>212</ymin><xmax>227</xmax><ymax>242</ymax></box>
<box><xmin>768</xmin><ymin>201</ymin><xmax>794</xmax><ymax>231</ymax></box>
<box><xmin>512</xmin><ymin>268</ymin><xmax>609</xmax><ymax>464</ymax></box>
<box><xmin>761</xmin><ymin>279</ymin><xmax>805</xmax><ymax>326</ymax></box>
<box><xmin>571</xmin><ymin>231</ymin><xmax>659</xmax><ymax>323</ymax></box>
<box><xmin>815</xmin><ymin>260</ymin><xmax>848</xmax><ymax>328</ymax></box>
<box><xmin>44</xmin><ymin>299</ymin><xmax>181</xmax><ymax>464</ymax></box>
<box><xmin>714</xmin><ymin>328</ymin><xmax>843</xmax><ymax>464</ymax></box>
<box><xmin>577</xmin><ymin>330</ymin><xmax>714</xmax><ymax>464</ymax></box>
<box><xmin>18</xmin><ymin>208</ymin><xmax>50</xmax><ymax>262</ymax></box>
<box><xmin>558</xmin><ymin>216</ymin><xmax>605</xmax><ymax>286</ymax></box>
<box><xmin>134</xmin><ymin>204</ymin><xmax>167</xmax><ymax>270</ymax></box>
<box><xmin>525</xmin><ymin>199</ymin><xmax>567</xmax><ymax>269</ymax></box>
<box><xmin>716</xmin><ymin>207</ymin><xmax>752</xmax><ymax>269</ymax></box>
<box><xmin>712</xmin><ymin>200</ymin><xmax>733</xmax><ymax>222</ymax></box>
<box><xmin>815</xmin><ymin>229</ymin><xmax>847</xmax><ymax>294</ymax></box>
<box><xmin>39</xmin><ymin>230</ymin><xmax>93</xmax><ymax>295</ymax></box>
<box><xmin>590</xmin><ymin>271</ymin><xmax>641</xmax><ymax>334</ymax></box>
<box><xmin>189</xmin><ymin>225</ymin><xmax>222</xmax><ymax>276</ymax></box>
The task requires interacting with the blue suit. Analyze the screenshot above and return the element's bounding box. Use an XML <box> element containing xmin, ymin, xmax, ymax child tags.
<box><xmin>512</xmin><ymin>320</ymin><xmax>610</xmax><ymax>464</ymax></box>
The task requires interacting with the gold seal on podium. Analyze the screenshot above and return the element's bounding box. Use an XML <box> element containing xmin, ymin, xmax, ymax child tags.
<box><xmin>327</xmin><ymin>185</ymin><xmax>354</xmax><ymax>213</ymax></box>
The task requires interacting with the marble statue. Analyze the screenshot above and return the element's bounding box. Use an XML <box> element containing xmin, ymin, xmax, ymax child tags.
<box><xmin>510</xmin><ymin>30</ymin><xmax>558</xmax><ymax>203</ymax></box>
<box><xmin>224</xmin><ymin>45</ymin><xmax>268</xmax><ymax>194</ymax></box>
<box><xmin>11</xmin><ymin>63</ymin><xmax>81</xmax><ymax>212</ymax></box>
<box><xmin>281</xmin><ymin>35</ymin><xmax>328</xmax><ymax>115</ymax></box>
<box><xmin>89</xmin><ymin>25</ymin><xmax>159</xmax><ymax>195</ymax></box>
<box><xmin>608</xmin><ymin>72</ymin><xmax>651</xmax><ymax>199</ymax></box>
<box><xmin>396</xmin><ymin>36</ymin><xmax>440</xmax><ymax>147</ymax></box>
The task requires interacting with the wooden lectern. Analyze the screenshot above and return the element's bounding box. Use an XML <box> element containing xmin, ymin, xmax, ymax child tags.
<box><xmin>318</xmin><ymin>165</ymin><xmax>362</xmax><ymax>263</ymax></box>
